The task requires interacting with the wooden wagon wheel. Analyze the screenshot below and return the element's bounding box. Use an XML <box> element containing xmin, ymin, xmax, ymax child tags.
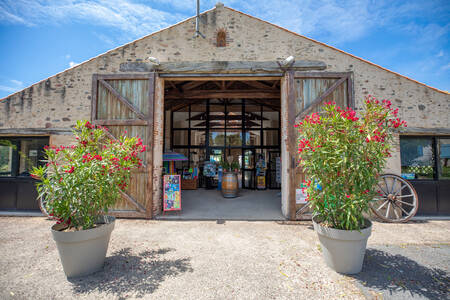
<box><xmin>370</xmin><ymin>173</ymin><xmax>419</xmax><ymax>223</ymax></box>
<box><xmin>39</xmin><ymin>197</ymin><xmax>52</xmax><ymax>218</ymax></box>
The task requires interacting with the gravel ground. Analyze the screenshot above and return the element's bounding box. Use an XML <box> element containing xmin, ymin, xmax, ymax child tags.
<box><xmin>352</xmin><ymin>244</ymin><xmax>450</xmax><ymax>300</ymax></box>
<box><xmin>0</xmin><ymin>218</ymin><xmax>448</xmax><ymax>300</ymax></box>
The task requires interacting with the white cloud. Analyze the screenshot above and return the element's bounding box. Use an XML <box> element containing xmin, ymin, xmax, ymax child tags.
<box><xmin>9</xmin><ymin>79</ymin><xmax>23</xmax><ymax>86</ymax></box>
<box><xmin>94</xmin><ymin>32</ymin><xmax>116</xmax><ymax>46</ymax></box>
<box><xmin>0</xmin><ymin>0</ymin><xmax>187</xmax><ymax>38</ymax></box>
<box><xmin>0</xmin><ymin>9</ymin><xmax>33</xmax><ymax>26</ymax></box>
<box><xmin>0</xmin><ymin>85</ymin><xmax>19</xmax><ymax>93</ymax></box>
<box><xmin>65</xmin><ymin>54</ymin><xmax>71</xmax><ymax>59</ymax></box>
<box><xmin>69</xmin><ymin>61</ymin><xmax>79</xmax><ymax>67</ymax></box>
<box><xmin>0</xmin><ymin>79</ymin><xmax>24</xmax><ymax>93</ymax></box>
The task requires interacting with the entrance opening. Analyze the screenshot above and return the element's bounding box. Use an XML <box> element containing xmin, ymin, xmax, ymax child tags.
<box><xmin>160</xmin><ymin>78</ymin><xmax>283</xmax><ymax>220</ymax></box>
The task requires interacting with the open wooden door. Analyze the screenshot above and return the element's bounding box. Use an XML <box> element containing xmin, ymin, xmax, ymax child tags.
<box><xmin>283</xmin><ymin>71</ymin><xmax>354</xmax><ymax>220</ymax></box>
<box><xmin>91</xmin><ymin>73</ymin><xmax>155</xmax><ymax>218</ymax></box>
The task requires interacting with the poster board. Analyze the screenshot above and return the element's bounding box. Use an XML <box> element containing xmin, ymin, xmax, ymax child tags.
<box><xmin>296</xmin><ymin>183</ymin><xmax>308</xmax><ymax>204</ymax></box>
<box><xmin>257</xmin><ymin>176</ymin><xmax>266</xmax><ymax>189</ymax></box>
<box><xmin>163</xmin><ymin>175</ymin><xmax>181</xmax><ymax>211</ymax></box>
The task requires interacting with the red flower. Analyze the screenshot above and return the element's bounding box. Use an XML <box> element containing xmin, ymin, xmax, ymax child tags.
<box><xmin>65</xmin><ymin>166</ymin><xmax>75</xmax><ymax>173</ymax></box>
<box><xmin>31</xmin><ymin>174</ymin><xmax>40</xmax><ymax>180</ymax></box>
<box><xmin>85</xmin><ymin>121</ymin><xmax>93</xmax><ymax>129</ymax></box>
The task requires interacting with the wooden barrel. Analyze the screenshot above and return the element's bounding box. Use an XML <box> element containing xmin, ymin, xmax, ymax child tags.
<box><xmin>221</xmin><ymin>172</ymin><xmax>238</xmax><ymax>198</ymax></box>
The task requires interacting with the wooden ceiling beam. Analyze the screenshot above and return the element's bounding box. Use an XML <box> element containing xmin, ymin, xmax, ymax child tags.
<box><xmin>212</xmin><ymin>81</ymin><xmax>222</xmax><ymax>89</ymax></box>
<box><xmin>240</xmin><ymin>80</ymin><xmax>274</xmax><ymax>90</ymax></box>
<box><xmin>168</xmin><ymin>99</ymin><xmax>205</xmax><ymax>112</ymax></box>
<box><xmin>165</xmin><ymin>89</ymin><xmax>280</xmax><ymax>99</ymax></box>
<box><xmin>245</xmin><ymin>99</ymin><xmax>280</xmax><ymax>111</ymax></box>
<box><xmin>181</xmin><ymin>81</ymin><xmax>206</xmax><ymax>91</ymax></box>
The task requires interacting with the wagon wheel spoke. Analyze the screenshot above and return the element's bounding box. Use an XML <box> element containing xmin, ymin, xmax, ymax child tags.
<box><xmin>385</xmin><ymin>202</ymin><xmax>392</xmax><ymax>219</ymax></box>
<box><xmin>386</xmin><ymin>177</ymin><xmax>393</xmax><ymax>194</ymax></box>
<box><xmin>397</xmin><ymin>194</ymin><xmax>414</xmax><ymax>198</ymax></box>
<box><xmin>394</xmin><ymin>202</ymin><xmax>412</xmax><ymax>217</ymax></box>
<box><xmin>376</xmin><ymin>199</ymin><xmax>389</xmax><ymax>211</ymax></box>
<box><xmin>390</xmin><ymin>177</ymin><xmax>398</xmax><ymax>194</ymax></box>
<box><xmin>395</xmin><ymin>199</ymin><xmax>415</xmax><ymax>207</ymax></box>
<box><xmin>377</xmin><ymin>182</ymin><xmax>388</xmax><ymax>195</ymax></box>
<box><xmin>394</xmin><ymin>184</ymin><xmax>408</xmax><ymax>196</ymax></box>
<box><xmin>393</xmin><ymin>204</ymin><xmax>400</xmax><ymax>219</ymax></box>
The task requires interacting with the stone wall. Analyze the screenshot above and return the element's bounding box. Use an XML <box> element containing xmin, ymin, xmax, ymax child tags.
<box><xmin>0</xmin><ymin>4</ymin><xmax>448</xmax><ymax>216</ymax></box>
<box><xmin>1</xmin><ymin>5</ymin><xmax>448</xmax><ymax>131</ymax></box>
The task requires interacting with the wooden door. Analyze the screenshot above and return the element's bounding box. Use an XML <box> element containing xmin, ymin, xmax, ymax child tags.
<box><xmin>91</xmin><ymin>74</ymin><xmax>155</xmax><ymax>218</ymax></box>
<box><xmin>285</xmin><ymin>71</ymin><xmax>353</xmax><ymax>220</ymax></box>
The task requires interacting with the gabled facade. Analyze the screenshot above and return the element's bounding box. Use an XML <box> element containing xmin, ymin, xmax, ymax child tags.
<box><xmin>1</xmin><ymin>4</ymin><xmax>449</xmax><ymax>217</ymax></box>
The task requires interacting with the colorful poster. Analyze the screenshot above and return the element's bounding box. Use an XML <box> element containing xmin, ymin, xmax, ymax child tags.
<box><xmin>296</xmin><ymin>183</ymin><xmax>308</xmax><ymax>204</ymax></box>
<box><xmin>163</xmin><ymin>175</ymin><xmax>181</xmax><ymax>211</ymax></box>
<box><xmin>257</xmin><ymin>176</ymin><xmax>266</xmax><ymax>189</ymax></box>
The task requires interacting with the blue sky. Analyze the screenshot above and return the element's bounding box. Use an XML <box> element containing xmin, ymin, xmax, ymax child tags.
<box><xmin>0</xmin><ymin>0</ymin><xmax>449</xmax><ymax>98</ymax></box>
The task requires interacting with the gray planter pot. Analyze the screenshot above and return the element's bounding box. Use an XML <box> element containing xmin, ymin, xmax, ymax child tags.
<box><xmin>313</xmin><ymin>218</ymin><xmax>372</xmax><ymax>274</ymax></box>
<box><xmin>51</xmin><ymin>216</ymin><xmax>115</xmax><ymax>278</ymax></box>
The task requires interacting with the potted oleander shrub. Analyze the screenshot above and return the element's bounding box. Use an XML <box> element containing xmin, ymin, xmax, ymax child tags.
<box><xmin>295</xmin><ymin>96</ymin><xmax>406</xmax><ymax>274</ymax></box>
<box><xmin>31</xmin><ymin>120</ymin><xmax>145</xmax><ymax>278</ymax></box>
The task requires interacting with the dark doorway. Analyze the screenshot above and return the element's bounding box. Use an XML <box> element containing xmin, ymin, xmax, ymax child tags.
<box><xmin>163</xmin><ymin>79</ymin><xmax>281</xmax><ymax>190</ymax></box>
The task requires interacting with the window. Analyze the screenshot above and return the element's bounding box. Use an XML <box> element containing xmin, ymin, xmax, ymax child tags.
<box><xmin>400</xmin><ymin>136</ymin><xmax>450</xmax><ymax>180</ymax></box>
<box><xmin>0</xmin><ymin>137</ymin><xmax>49</xmax><ymax>177</ymax></box>
<box><xmin>400</xmin><ymin>137</ymin><xmax>435</xmax><ymax>179</ymax></box>
<box><xmin>216</xmin><ymin>29</ymin><xmax>226</xmax><ymax>47</ymax></box>
<box><xmin>439</xmin><ymin>138</ymin><xmax>450</xmax><ymax>179</ymax></box>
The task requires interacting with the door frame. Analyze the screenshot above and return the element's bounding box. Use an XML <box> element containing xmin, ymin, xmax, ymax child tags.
<box><xmin>159</xmin><ymin>74</ymin><xmax>284</xmax><ymax>215</ymax></box>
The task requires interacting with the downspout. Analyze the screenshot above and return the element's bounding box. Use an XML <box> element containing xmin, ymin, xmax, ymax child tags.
<box><xmin>194</xmin><ymin>0</ymin><xmax>205</xmax><ymax>39</ymax></box>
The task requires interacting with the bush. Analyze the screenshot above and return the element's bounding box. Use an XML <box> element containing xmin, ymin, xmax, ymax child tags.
<box><xmin>31</xmin><ymin>120</ymin><xmax>146</xmax><ymax>230</ymax></box>
<box><xmin>295</xmin><ymin>96</ymin><xmax>406</xmax><ymax>230</ymax></box>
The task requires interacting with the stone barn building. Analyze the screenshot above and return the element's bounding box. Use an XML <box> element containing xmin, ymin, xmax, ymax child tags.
<box><xmin>0</xmin><ymin>4</ymin><xmax>449</xmax><ymax>219</ymax></box>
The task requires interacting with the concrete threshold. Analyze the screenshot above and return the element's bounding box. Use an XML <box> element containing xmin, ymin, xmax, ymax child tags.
<box><xmin>412</xmin><ymin>215</ymin><xmax>450</xmax><ymax>221</ymax></box>
<box><xmin>0</xmin><ymin>211</ymin><xmax>44</xmax><ymax>217</ymax></box>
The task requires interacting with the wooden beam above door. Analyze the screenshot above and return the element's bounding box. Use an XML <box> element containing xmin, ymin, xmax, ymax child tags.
<box><xmin>120</xmin><ymin>60</ymin><xmax>327</xmax><ymax>73</ymax></box>
<box><xmin>165</xmin><ymin>89</ymin><xmax>280</xmax><ymax>99</ymax></box>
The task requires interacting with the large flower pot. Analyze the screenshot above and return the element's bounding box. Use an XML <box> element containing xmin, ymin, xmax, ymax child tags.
<box><xmin>221</xmin><ymin>172</ymin><xmax>238</xmax><ymax>198</ymax></box>
<box><xmin>51</xmin><ymin>216</ymin><xmax>115</xmax><ymax>278</ymax></box>
<box><xmin>313</xmin><ymin>218</ymin><xmax>372</xmax><ymax>274</ymax></box>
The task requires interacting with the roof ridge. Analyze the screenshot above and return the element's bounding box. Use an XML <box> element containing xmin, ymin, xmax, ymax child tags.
<box><xmin>223</xmin><ymin>6</ymin><xmax>449</xmax><ymax>95</ymax></box>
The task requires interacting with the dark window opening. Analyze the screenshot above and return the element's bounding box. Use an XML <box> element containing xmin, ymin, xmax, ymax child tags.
<box><xmin>0</xmin><ymin>137</ymin><xmax>49</xmax><ymax>177</ymax></box>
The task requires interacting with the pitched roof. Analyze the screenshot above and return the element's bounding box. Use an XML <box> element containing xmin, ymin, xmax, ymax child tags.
<box><xmin>1</xmin><ymin>5</ymin><xmax>448</xmax><ymax>101</ymax></box>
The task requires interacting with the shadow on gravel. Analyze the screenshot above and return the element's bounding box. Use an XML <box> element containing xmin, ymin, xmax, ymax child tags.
<box><xmin>351</xmin><ymin>248</ymin><xmax>449</xmax><ymax>299</ymax></box>
<box><xmin>69</xmin><ymin>247</ymin><xmax>193</xmax><ymax>298</ymax></box>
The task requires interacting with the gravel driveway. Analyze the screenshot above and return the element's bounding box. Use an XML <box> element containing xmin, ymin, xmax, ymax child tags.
<box><xmin>0</xmin><ymin>217</ymin><xmax>448</xmax><ymax>299</ymax></box>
